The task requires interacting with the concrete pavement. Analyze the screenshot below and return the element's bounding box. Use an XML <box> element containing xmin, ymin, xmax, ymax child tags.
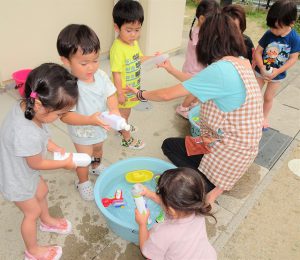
<box><xmin>0</xmin><ymin>53</ymin><xmax>299</xmax><ymax>259</ymax></box>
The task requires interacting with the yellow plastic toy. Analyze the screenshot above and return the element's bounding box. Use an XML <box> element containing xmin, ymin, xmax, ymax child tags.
<box><xmin>125</xmin><ymin>170</ymin><xmax>154</xmax><ymax>183</ymax></box>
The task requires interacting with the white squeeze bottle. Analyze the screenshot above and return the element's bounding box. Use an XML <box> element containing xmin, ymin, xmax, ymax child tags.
<box><xmin>131</xmin><ymin>183</ymin><xmax>152</xmax><ymax>225</ymax></box>
<box><xmin>142</xmin><ymin>53</ymin><xmax>169</xmax><ymax>71</ymax></box>
<box><xmin>265</xmin><ymin>64</ymin><xmax>273</xmax><ymax>75</ymax></box>
<box><xmin>53</xmin><ymin>152</ymin><xmax>91</xmax><ymax>167</ymax></box>
<box><xmin>100</xmin><ymin>111</ymin><xmax>130</xmax><ymax>131</ymax></box>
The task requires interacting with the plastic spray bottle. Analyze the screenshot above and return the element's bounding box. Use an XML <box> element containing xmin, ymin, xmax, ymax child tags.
<box><xmin>131</xmin><ymin>183</ymin><xmax>152</xmax><ymax>225</ymax></box>
<box><xmin>99</xmin><ymin>111</ymin><xmax>130</xmax><ymax>131</ymax></box>
<box><xmin>53</xmin><ymin>152</ymin><xmax>91</xmax><ymax>167</ymax></box>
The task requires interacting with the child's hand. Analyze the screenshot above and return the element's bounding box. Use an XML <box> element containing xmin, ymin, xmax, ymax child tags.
<box><xmin>117</xmin><ymin>91</ymin><xmax>126</xmax><ymax>105</ymax></box>
<box><xmin>263</xmin><ymin>68</ymin><xmax>279</xmax><ymax>81</ymax></box>
<box><xmin>139</xmin><ymin>184</ymin><xmax>151</xmax><ymax>197</ymax></box>
<box><xmin>125</xmin><ymin>85</ymin><xmax>139</xmax><ymax>95</ymax></box>
<box><xmin>63</xmin><ymin>153</ymin><xmax>76</xmax><ymax>170</ymax></box>
<box><xmin>89</xmin><ymin>112</ymin><xmax>110</xmax><ymax>131</ymax></box>
<box><xmin>135</xmin><ymin>208</ymin><xmax>150</xmax><ymax>226</ymax></box>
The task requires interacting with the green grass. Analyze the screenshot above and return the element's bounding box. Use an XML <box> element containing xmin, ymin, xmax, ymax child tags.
<box><xmin>186</xmin><ymin>0</ymin><xmax>198</xmax><ymax>8</ymax></box>
<box><xmin>294</xmin><ymin>19</ymin><xmax>300</xmax><ymax>34</ymax></box>
<box><xmin>245</xmin><ymin>7</ymin><xmax>268</xmax><ymax>29</ymax></box>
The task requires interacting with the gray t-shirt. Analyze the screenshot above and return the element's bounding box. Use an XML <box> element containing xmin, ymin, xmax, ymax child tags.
<box><xmin>68</xmin><ymin>69</ymin><xmax>116</xmax><ymax>145</ymax></box>
<box><xmin>0</xmin><ymin>102</ymin><xmax>50</xmax><ymax>201</ymax></box>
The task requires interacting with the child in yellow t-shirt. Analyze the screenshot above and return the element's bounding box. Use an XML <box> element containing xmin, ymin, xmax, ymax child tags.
<box><xmin>110</xmin><ymin>0</ymin><xmax>145</xmax><ymax>149</ymax></box>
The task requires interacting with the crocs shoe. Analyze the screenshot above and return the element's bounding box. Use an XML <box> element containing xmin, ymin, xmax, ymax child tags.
<box><xmin>121</xmin><ymin>137</ymin><xmax>145</xmax><ymax>150</ymax></box>
<box><xmin>40</xmin><ymin>219</ymin><xmax>72</xmax><ymax>235</ymax></box>
<box><xmin>75</xmin><ymin>180</ymin><xmax>94</xmax><ymax>201</ymax></box>
<box><xmin>24</xmin><ymin>246</ymin><xmax>62</xmax><ymax>260</ymax></box>
<box><xmin>175</xmin><ymin>105</ymin><xmax>190</xmax><ymax>119</ymax></box>
<box><xmin>89</xmin><ymin>163</ymin><xmax>107</xmax><ymax>175</ymax></box>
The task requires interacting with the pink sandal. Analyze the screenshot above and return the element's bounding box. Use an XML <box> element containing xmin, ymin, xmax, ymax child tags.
<box><xmin>40</xmin><ymin>218</ymin><xmax>72</xmax><ymax>235</ymax></box>
<box><xmin>24</xmin><ymin>246</ymin><xmax>62</xmax><ymax>260</ymax></box>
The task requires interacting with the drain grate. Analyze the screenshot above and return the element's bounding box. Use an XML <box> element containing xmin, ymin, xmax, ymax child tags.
<box><xmin>255</xmin><ymin>128</ymin><xmax>293</xmax><ymax>169</ymax></box>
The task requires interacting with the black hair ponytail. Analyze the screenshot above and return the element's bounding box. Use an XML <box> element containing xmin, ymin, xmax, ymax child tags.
<box><xmin>189</xmin><ymin>0</ymin><xmax>220</xmax><ymax>41</ymax></box>
<box><xmin>23</xmin><ymin>63</ymin><xmax>78</xmax><ymax>120</ymax></box>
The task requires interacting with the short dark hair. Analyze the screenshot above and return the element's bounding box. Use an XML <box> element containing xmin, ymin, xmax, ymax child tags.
<box><xmin>24</xmin><ymin>63</ymin><xmax>78</xmax><ymax>120</ymax></box>
<box><xmin>57</xmin><ymin>24</ymin><xmax>100</xmax><ymax>59</ymax></box>
<box><xmin>156</xmin><ymin>167</ymin><xmax>214</xmax><ymax>218</ymax></box>
<box><xmin>222</xmin><ymin>4</ymin><xmax>247</xmax><ymax>33</ymax></box>
<box><xmin>189</xmin><ymin>0</ymin><xmax>220</xmax><ymax>40</ymax></box>
<box><xmin>196</xmin><ymin>13</ymin><xmax>247</xmax><ymax>65</ymax></box>
<box><xmin>113</xmin><ymin>0</ymin><xmax>144</xmax><ymax>28</ymax></box>
<box><xmin>267</xmin><ymin>0</ymin><xmax>298</xmax><ymax>28</ymax></box>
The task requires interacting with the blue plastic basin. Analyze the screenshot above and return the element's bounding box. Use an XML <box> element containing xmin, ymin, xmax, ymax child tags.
<box><xmin>94</xmin><ymin>157</ymin><xmax>175</xmax><ymax>244</ymax></box>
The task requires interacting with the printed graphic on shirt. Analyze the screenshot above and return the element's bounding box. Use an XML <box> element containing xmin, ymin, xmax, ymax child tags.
<box><xmin>263</xmin><ymin>42</ymin><xmax>291</xmax><ymax>68</ymax></box>
<box><xmin>125</xmin><ymin>53</ymin><xmax>141</xmax><ymax>101</ymax></box>
<box><xmin>74</xmin><ymin>126</ymin><xmax>96</xmax><ymax>138</ymax></box>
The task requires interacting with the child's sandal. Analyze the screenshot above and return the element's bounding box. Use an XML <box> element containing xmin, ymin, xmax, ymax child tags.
<box><xmin>121</xmin><ymin>137</ymin><xmax>145</xmax><ymax>150</ymax></box>
<box><xmin>40</xmin><ymin>218</ymin><xmax>72</xmax><ymax>235</ymax></box>
<box><xmin>24</xmin><ymin>246</ymin><xmax>62</xmax><ymax>260</ymax></box>
<box><xmin>75</xmin><ymin>180</ymin><xmax>94</xmax><ymax>201</ymax></box>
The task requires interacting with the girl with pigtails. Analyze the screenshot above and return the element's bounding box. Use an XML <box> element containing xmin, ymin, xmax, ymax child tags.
<box><xmin>0</xmin><ymin>63</ymin><xmax>78</xmax><ymax>260</ymax></box>
<box><xmin>158</xmin><ymin>0</ymin><xmax>220</xmax><ymax>119</ymax></box>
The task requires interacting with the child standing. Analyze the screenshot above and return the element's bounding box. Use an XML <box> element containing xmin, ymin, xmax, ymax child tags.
<box><xmin>110</xmin><ymin>0</ymin><xmax>145</xmax><ymax>149</ymax></box>
<box><xmin>223</xmin><ymin>4</ymin><xmax>255</xmax><ymax>64</ymax></box>
<box><xmin>57</xmin><ymin>24</ymin><xmax>120</xmax><ymax>201</ymax></box>
<box><xmin>159</xmin><ymin>0</ymin><xmax>220</xmax><ymax>119</ymax></box>
<box><xmin>135</xmin><ymin>167</ymin><xmax>217</xmax><ymax>260</ymax></box>
<box><xmin>0</xmin><ymin>63</ymin><xmax>77</xmax><ymax>260</ymax></box>
<box><xmin>254</xmin><ymin>0</ymin><xmax>300</xmax><ymax>130</ymax></box>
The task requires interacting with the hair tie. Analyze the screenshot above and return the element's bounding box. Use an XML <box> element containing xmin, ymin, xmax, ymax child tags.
<box><xmin>30</xmin><ymin>91</ymin><xmax>38</xmax><ymax>99</ymax></box>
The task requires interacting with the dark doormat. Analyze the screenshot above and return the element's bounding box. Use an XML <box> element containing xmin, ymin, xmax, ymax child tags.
<box><xmin>255</xmin><ymin>128</ymin><xmax>293</xmax><ymax>169</ymax></box>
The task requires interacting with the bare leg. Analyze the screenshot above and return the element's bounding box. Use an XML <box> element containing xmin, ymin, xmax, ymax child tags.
<box><xmin>91</xmin><ymin>142</ymin><xmax>103</xmax><ymax>169</ymax></box>
<box><xmin>119</xmin><ymin>108</ymin><xmax>131</xmax><ymax>141</ymax></box>
<box><xmin>15</xmin><ymin>178</ymin><xmax>55</xmax><ymax>256</ymax></box>
<box><xmin>119</xmin><ymin>107</ymin><xmax>144</xmax><ymax>148</ymax></box>
<box><xmin>206</xmin><ymin>186</ymin><xmax>224</xmax><ymax>205</ymax></box>
<box><xmin>262</xmin><ymin>81</ymin><xmax>280</xmax><ymax>128</ymax></box>
<box><xmin>37</xmin><ymin>177</ymin><xmax>67</xmax><ymax>228</ymax></box>
<box><xmin>74</xmin><ymin>143</ymin><xmax>93</xmax><ymax>184</ymax></box>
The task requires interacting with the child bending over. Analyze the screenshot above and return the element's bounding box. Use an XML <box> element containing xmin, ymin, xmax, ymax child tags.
<box><xmin>0</xmin><ymin>63</ymin><xmax>78</xmax><ymax>260</ymax></box>
<box><xmin>57</xmin><ymin>24</ymin><xmax>120</xmax><ymax>201</ymax></box>
<box><xmin>135</xmin><ymin>167</ymin><xmax>217</xmax><ymax>260</ymax></box>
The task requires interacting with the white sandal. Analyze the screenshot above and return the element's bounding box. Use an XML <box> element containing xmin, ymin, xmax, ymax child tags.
<box><xmin>75</xmin><ymin>180</ymin><xmax>94</xmax><ymax>201</ymax></box>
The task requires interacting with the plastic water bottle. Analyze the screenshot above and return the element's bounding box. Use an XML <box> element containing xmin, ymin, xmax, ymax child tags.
<box><xmin>53</xmin><ymin>152</ymin><xmax>91</xmax><ymax>167</ymax></box>
<box><xmin>265</xmin><ymin>64</ymin><xmax>273</xmax><ymax>75</ymax></box>
<box><xmin>131</xmin><ymin>183</ymin><xmax>152</xmax><ymax>224</ymax></box>
<box><xmin>142</xmin><ymin>53</ymin><xmax>169</xmax><ymax>71</ymax></box>
<box><xmin>99</xmin><ymin>111</ymin><xmax>130</xmax><ymax>131</ymax></box>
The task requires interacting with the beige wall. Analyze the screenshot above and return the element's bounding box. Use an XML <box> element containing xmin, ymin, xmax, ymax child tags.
<box><xmin>0</xmin><ymin>0</ymin><xmax>185</xmax><ymax>81</ymax></box>
<box><xmin>0</xmin><ymin>0</ymin><xmax>114</xmax><ymax>80</ymax></box>
<box><xmin>139</xmin><ymin>0</ymin><xmax>185</xmax><ymax>55</ymax></box>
